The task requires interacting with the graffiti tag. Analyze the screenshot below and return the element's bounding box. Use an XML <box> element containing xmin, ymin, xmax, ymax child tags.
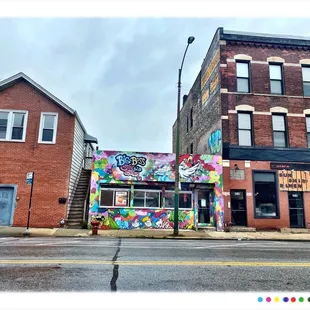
<box><xmin>115</xmin><ymin>154</ymin><xmax>147</xmax><ymax>180</ymax></box>
<box><xmin>208</xmin><ymin>129</ymin><xmax>221</xmax><ymax>154</ymax></box>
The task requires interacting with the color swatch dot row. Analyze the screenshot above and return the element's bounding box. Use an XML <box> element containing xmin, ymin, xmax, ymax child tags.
<box><xmin>258</xmin><ymin>297</ymin><xmax>310</xmax><ymax>303</ymax></box>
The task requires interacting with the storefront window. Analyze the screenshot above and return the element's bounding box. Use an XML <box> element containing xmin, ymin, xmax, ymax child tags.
<box><xmin>164</xmin><ymin>191</ymin><xmax>192</xmax><ymax>209</ymax></box>
<box><xmin>254</xmin><ymin>172</ymin><xmax>278</xmax><ymax>218</ymax></box>
<box><xmin>133</xmin><ymin>190</ymin><xmax>161</xmax><ymax>208</ymax></box>
<box><xmin>100</xmin><ymin>188</ymin><xmax>129</xmax><ymax>207</ymax></box>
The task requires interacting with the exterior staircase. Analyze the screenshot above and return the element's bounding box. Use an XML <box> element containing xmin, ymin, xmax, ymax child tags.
<box><xmin>67</xmin><ymin>169</ymin><xmax>91</xmax><ymax>228</ymax></box>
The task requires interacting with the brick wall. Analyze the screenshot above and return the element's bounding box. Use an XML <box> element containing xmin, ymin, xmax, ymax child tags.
<box><xmin>223</xmin><ymin>160</ymin><xmax>310</xmax><ymax>229</ymax></box>
<box><xmin>174</xmin><ymin>28</ymin><xmax>222</xmax><ymax>155</ymax></box>
<box><xmin>0</xmin><ymin>81</ymin><xmax>75</xmax><ymax>228</ymax></box>
<box><xmin>221</xmin><ymin>42</ymin><xmax>310</xmax><ymax>148</ymax></box>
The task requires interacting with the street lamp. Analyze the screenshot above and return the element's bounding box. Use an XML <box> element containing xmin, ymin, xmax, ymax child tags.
<box><xmin>173</xmin><ymin>36</ymin><xmax>195</xmax><ymax>236</ymax></box>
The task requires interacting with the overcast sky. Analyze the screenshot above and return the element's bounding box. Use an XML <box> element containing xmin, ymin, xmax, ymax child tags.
<box><xmin>1</xmin><ymin>18</ymin><xmax>309</xmax><ymax>152</ymax></box>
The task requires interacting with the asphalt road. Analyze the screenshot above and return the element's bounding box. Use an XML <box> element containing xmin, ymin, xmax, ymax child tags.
<box><xmin>0</xmin><ymin>237</ymin><xmax>309</xmax><ymax>292</ymax></box>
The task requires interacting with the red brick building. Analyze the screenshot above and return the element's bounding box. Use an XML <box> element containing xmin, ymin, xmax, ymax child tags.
<box><xmin>173</xmin><ymin>28</ymin><xmax>310</xmax><ymax>230</ymax></box>
<box><xmin>0</xmin><ymin>72</ymin><xmax>97</xmax><ymax>228</ymax></box>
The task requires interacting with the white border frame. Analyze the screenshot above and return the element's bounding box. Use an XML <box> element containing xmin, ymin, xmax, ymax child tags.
<box><xmin>38</xmin><ymin>112</ymin><xmax>59</xmax><ymax>144</ymax></box>
<box><xmin>0</xmin><ymin>109</ymin><xmax>28</xmax><ymax>143</ymax></box>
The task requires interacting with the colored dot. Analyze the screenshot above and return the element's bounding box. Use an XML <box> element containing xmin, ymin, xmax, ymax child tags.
<box><xmin>274</xmin><ymin>297</ymin><xmax>280</xmax><ymax>302</ymax></box>
<box><xmin>291</xmin><ymin>297</ymin><xmax>296</xmax><ymax>302</ymax></box>
<box><xmin>283</xmin><ymin>297</ymin><xmax>289</xmax><ymax>302</ymax></box>
<box><xmin>266</xmin><ymin>297</ymin><xmax>271</xmax><ymax>302</ymax></box>
<box><xmin>299</xmin><ymin>297</ymin><xmax>304</xmax><ymax>302</ymax></box>
<box><xmin>257</xmin><ymin>297</ymin><xmax>263</xmax><ymax>302</ymax></box>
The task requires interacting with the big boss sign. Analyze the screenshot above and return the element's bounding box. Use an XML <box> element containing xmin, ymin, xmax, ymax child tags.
<box><xmin>115</xmin><ymin>153</ymin><xmax>147</xmax><ymax>181</ymax></box>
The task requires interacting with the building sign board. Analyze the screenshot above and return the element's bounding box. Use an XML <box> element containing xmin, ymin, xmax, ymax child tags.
<box><xmin>278</xmin><ymin>170</ymin><xmax>310</xmax><ymax>191</ymax></box>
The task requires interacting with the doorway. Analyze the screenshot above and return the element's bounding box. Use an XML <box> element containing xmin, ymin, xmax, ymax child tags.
<box><xmin>197</xmin><ymin>190</ymin><xmax>210</xmax><ymax>224</ymax></box>
<box><xmin>230</xmin><ymin>190</ymin><xmax>247</xmax><ymax>226</ymax></box>
<box><xmin>288</xmin><ymin>192</ymin><xmax>305</xmax><ymax>228</ymax></box>
<box><xmin>0</xmin><ymin>187</ymin><xmax>15</xmax><ymax>226</ymax></box>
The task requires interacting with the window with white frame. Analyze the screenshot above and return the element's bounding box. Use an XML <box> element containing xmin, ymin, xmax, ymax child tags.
<box><xmin>133</xmin><ymin>190</ymin><xmax>161</xmax><ymax>208</ymax></box>
<box><xmin>236</xmin><ymin>61</ymin><xmax>250</xmax><ymax>93</ymax></box>
<box><xmin>272</xmin><ymin>114</ymin><xmax>287</xmax><ymax>147</ymax></box>
<box><xmin>269</xmin><ymin>64</ymin><xmax>284</xmax><ymax>95</ymax></box>
<box><xmin>302</xmin><ymin>66</ymin><xmax>310</xmax><ymax>97</ymax></box>
<box><xmin>0</xmin><ymin>110</ymin><xmax>28</xmax><ymax>142</ymax></box>
<box><xmin>238</xmin><ymin>112</ymin><xmax>253</xmax><ymax>146</ymax></box>
<box><xmin>306</xmin><ymin>116</ymin><xmax>310</xmax><ymax>148</ymax></box>
<box><xmin>39</xmin><ymin>113</ymin><xmax>58</xmax><ymax>143</ymax></box>
<box><xmin>164</xmin><ymin>191</ymin><xmax>192</xmax><ymax>209</ymax></box>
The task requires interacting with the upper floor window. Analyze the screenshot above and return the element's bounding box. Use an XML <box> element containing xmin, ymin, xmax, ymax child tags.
<box><xmin>0</xmin><ymin>110</ymin><xmax>28</xmax><ymax>142</ymax></box>
<box><xmin>190</xmin><ymin>143</ymin><xmax>193</xmax><ymax>154</ymax></box>
<box><xmin>306</xmin><ymin>116</ymin><xmax>310</xmax><ymax>148</ymax></box>
<box><xmin>186</xmin><ymin>115</ymin><xmax>189</xmax><ymax>133</ymax></box>
<box><xmin>302</xmin><ymin>66</ymin><xmax>310</xmax><ymax>97</ymax></box>
<box><xmin>272</xmin><ymin>114</ymin><xmax>287</xmax><ymax>147</ymax></box>
<box><xmin>190</xmin><ymin>108</ymin><xmax>193</xmax><ymax>128</ymax></box>
<box><xmin>238</xmin><ymin>112</ymin><xmax>253</xmax><ymax>146</ymax></box>
<box><xmin>269</xmin><ymin>64</ymin><xmax>284</xmax><ymax>95</ymax></box>
<box><xmin>38</xmin><ymin>112</ymin><xmax>58</xmax><ymax>144</ymax></box>
<box><xmin>236</xmin><ymin>61</ymin><xmax>250</xmax><ymax>93</ymax></box>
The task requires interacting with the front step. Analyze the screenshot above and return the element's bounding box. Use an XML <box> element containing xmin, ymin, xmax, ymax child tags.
<box><xmin>228</xmin><ymin>226</ymin><xmax>256</xmax><ymax>232</ymax></box>
<box><xmin>198</xmin><ymin>226</ymin><xmax>216</xmax><ymax>232</ymax></box>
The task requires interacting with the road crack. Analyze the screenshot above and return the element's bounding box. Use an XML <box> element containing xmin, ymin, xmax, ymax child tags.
<box><xmin>110</xmin><ymin>238</ymin><xmax>121</xmax><ymax>292</ymax></box>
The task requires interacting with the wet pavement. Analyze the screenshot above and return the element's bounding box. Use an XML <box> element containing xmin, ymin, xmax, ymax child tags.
<box><xmin>0</xmin><ymin>237</ymin><xmax>310</xmax><ymax>292</ymax></box>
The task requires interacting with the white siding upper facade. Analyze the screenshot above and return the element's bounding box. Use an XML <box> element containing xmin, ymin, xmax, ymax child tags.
<box><xmin>68</xmin><ymin>118</ymin><xmax>85</xmax><ymax>203</ymax></box>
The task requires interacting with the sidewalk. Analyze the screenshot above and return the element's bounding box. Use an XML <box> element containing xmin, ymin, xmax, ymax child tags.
<box><xmin>1</xmin><ymin>226</ymin><xmax>310</xmax><ymax>241</ymax></box>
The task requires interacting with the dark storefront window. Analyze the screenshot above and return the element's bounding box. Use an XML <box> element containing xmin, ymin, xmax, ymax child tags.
<box><xmin>165</xmin><ymin>191</ymin><xmax>192</xmax><ymax>209</ymax></box>
<box><xmin>253</xmin><ymin>172</ymin><xmax>279</xmax><ymax>218</ymax></box>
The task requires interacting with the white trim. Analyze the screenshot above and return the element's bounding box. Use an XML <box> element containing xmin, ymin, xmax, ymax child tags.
<box><xmin>267</xmin><ymin>56</ymin><xmax>285</xmax><ymax>63</ymax></box>
<box><xmin>220</xmin><ymin>64</ymin><xmax>227</xmax><ymax>68</ymax></box>
<box><xmin>270</xmin><ymin>107</ymin><xmax>288</xmax><ymax>113</ymax></box>
<box><xmin>221</xmin><ymin>115</ymin><xmax>229</xmax><ymax>119</ymax></box>
<box><xmin>38</xmin><ymin>112</ymin><xmax>59</xmax><ymax>144</ymax></box>
<box><xmin>220</xmin><ymin>88</ymin><xmax>228</xmax><ymax>93</ymax></box>
<box><xmin>228</xmin><ymin>110</ymin><xmax>237</xmax><ymax>114</ymax></box>
<box><xmin>226</xmin><ymin>59</ymin><xmax>235</xmax><ymax>63</ymax></box>
<box><xmin>284</xmin><ymin>63</ymin><xmax>300</xmax><ymax>67</ymax></box>
<box><xmin>304</xmin><ymin>109</ymin><xmax>310</xmax><ymax>115</ymax></box>
<box><xmin>300</xmin><ymin>59</ymin><xmax>310</xmax><ymax>65</ymax></box>
<box><xmin>219</xmin><ymin>40</ymin><xmax>226</xmax><ymax>45</ymax></box>
<box><xmin>251</xmin><ymin>60</ymin><xmax>268</xmax><ymax>65</ymax></box>
<box><xmin>234</xmin><ymin>54</ymin><xmax>252</xmax><ymax>61</ymax></box>
<box><xmin>235</xmin><ymin>104</ymin><xmax>255</xmax><ymax>112</ymax></box>
<box><xmin>287</xmin><ymin>113</ymin><xmax>304</xmax><ymax>117</ymax></box>
<box><xmin>0</xmin><ymin>109</ymin><xmax>28</xmax><ymax>142</ymax></box>
<box><xmin>254</xmin><ymin>111</ymin><xmax>271</xmax><ymax>115</ymax></box>
<box><xmin>222</xmin><ymin>160</ymin><xmax>230</xmax><ymax>167</ymax></box>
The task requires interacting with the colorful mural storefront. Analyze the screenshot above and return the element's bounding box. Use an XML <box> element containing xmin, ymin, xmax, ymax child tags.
<box><xmin>89</xmin><ymin>151</ymin><xmax>224</xmax><ymax>231</ymax></box>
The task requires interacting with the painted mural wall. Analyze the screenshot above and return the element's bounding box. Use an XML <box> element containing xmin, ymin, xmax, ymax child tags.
<box><xmin>89</xmin><ymin>151</ymin><xmax>223</xmax><ymax>231</ymax></box>
<box><xmin>198</xmin><ymin>28</ymin><xmax>222</xmax><ymax>156</ymax></box>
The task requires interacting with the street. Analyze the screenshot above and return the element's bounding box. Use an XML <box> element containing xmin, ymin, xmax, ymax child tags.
<box><xmin>0</xmin><ymin>237</ymin><xmax>309</xmax><ymax>292</ymax></box>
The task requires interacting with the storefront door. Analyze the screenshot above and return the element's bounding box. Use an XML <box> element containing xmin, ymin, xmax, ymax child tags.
<box><xmin>288</xmin><ymin>192</ymin><xmax>305</xmax><ymax>228</ymax></box>
<box><xmin>230</xmin><ymin>190</ymin><xmax>247</xmax><ymax>226</ymax></box>
<box><xmin>197</xmin><ymin>190</ymin><xmax>210</xmax><ymax>224</ymax></box>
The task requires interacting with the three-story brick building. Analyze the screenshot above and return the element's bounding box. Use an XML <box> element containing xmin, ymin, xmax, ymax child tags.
<box><xmin>173</xmin><ymin>28</ymin><xmax>310</xmax><ymax>230</ymax></box>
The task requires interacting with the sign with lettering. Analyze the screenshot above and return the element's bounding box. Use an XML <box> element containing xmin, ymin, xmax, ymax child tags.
<box><xmin>26</xmin><ymin>172</ymin><xmax>33</xmax><ymax>185</ymax></box>
<box><xmin>201</xmin><ymin>49</ymin><xmax>220</xmax><ymax>89</ymax></box>
<box><xmin>278</xmin><ymin>170</ymin><xmax>310</xmax><ymax>191</ymax></box>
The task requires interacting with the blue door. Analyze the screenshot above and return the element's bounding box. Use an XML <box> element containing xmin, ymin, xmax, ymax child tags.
<box><xmin>0</xmin><ymin>187</ymin><xmax>14</xmax><ymax>226</ymax></box>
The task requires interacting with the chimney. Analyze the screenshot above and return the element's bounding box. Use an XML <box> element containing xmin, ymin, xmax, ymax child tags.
<box><xmin>183</xmin><ymin>95</ymin><xmax>188</xmax><ymax>106</ymax></box>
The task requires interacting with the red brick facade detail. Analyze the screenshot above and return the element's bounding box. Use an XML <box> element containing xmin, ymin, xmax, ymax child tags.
<box><xmin>0</xmin><ymin>81</ymin><xmax>75</xmax><ymax>228</ymax></box>
<box><xmin>223</xmin><ymin>161</ymin><xmax>310</xmax><ymax>230</ymax></box>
